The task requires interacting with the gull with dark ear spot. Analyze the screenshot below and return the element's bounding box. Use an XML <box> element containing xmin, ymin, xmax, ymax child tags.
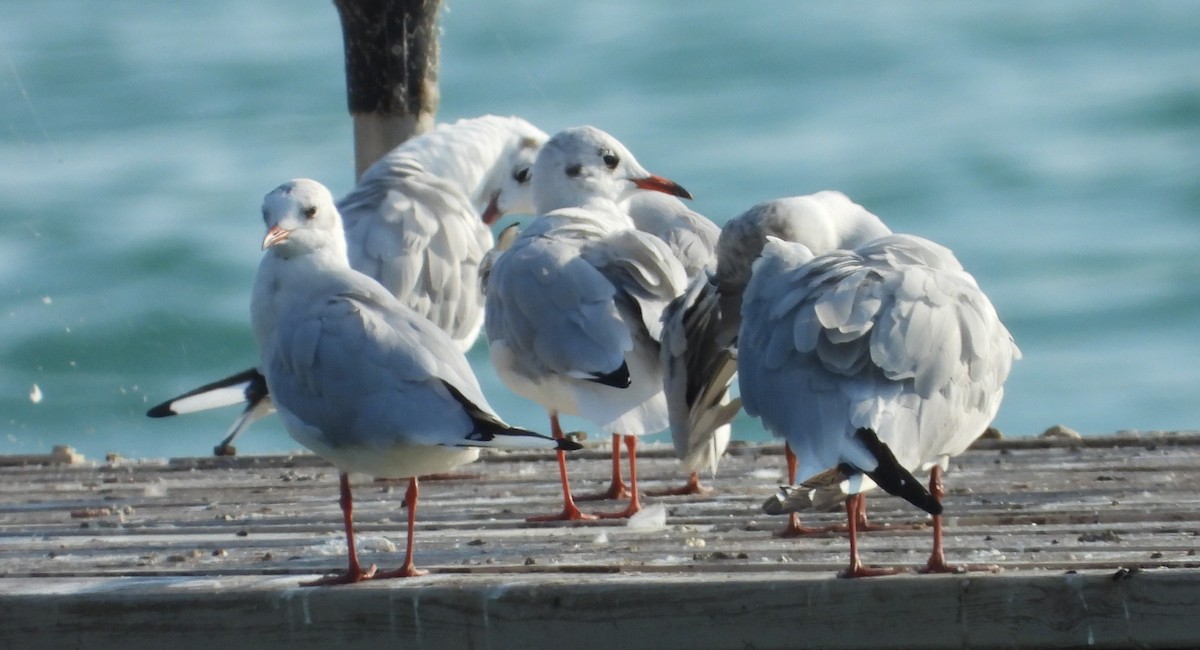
<box><xmin>485</xmin><ymin>126</ymin><xmax>691</xmax><ymax>521</ymax></box>
<box><xmin>251</xmin><ymin>178</ymin><xmax>578</xmax><ymax>586</ymax></box>
<box><xmin>725</xmin><ymin>191</ymin><xmax>1020</xmax><ymax>577</ymax></box>
<box><xmin>148</xmin><ymin>116</ymin><xmax>548</xmax><ymax>455</ymax></box>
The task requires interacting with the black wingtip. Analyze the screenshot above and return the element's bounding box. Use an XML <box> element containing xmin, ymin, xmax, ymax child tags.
<box><xmin>556</xmin><ymin>437</ymin><xmax>584</xmax><ymax>452</ymax></box>
<box><xmin>146</xmin><ymin>402</ymin><xmax>176</xmax><ymax>418</ymax></box>
<box><xmin>589</xmin><ymin>361</ymin><xmax>631</xmax><ymax>388</ymax></box>
<box><xmin>144</xmin><ymin>367</ymin><xmax>268</xmax><ymax>419</ymax></box>
<box><xmin>853</xmin><ymin>428</ymin><xmax>943</xmax><ymax>516</ymax></box>
<box><xmin>242</xmin><ymin>372</ymin><xmax>269</xmax><ymax>402</ymax></box>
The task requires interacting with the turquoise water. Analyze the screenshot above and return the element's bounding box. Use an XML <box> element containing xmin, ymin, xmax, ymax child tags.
<box><xmin>1</xmin><ymin>2</ymin><xmax>1197</xmax><ymax>459</ymax></box>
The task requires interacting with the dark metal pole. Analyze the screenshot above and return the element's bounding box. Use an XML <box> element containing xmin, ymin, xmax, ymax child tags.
<box><xmin>332</xmin><ymin>0</ymin><xmax>441</xmax><ymax>180</ymax></box>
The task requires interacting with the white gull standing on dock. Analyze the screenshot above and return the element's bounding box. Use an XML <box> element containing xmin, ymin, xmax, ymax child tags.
<box><xmin>484</xmin><ymin>126</ymin><xmax>692</xmax><ymax>520</ymax></box>
<box><xmin>147</xmin><ymin>116</ymin><xmax>548</xmax><ymax>455</ymax></box>
<box><xmin>251</xmin><ymin>179</ymin><xmax>577</xmax><ymax>585</ymax></box>
<box><xmin>725</xmin><ymin>192</ymin><xmax>1020</xmax><ymax>576</ymax></box>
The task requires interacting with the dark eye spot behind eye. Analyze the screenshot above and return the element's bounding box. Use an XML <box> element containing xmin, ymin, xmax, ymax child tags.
<box><xmin>513</xmin><ymin>168</ymin><xmax>530</xmax><ymax>183</ymax></box>
<box><xmin>566</xmin><ymin>164</ymin><xmax>582</xmax><ymax>177</ymax></box>
<box><xmin>602</xmin><ymin>153</ymin><xmax>619</xmax><ymax>169</ymax></box>
<box><xmin>303</xmin><ymin>206</ymin><xmax>317</xmax><ymax>220</ymax></box>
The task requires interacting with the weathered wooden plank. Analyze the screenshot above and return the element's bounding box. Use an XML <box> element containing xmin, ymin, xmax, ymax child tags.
<box><xmin>1</xmin><ymin>436</ymin><xmax>1199</xmax><ymax>648</ymax></box>
<box><xmin>2</xmin><ymin>569</ymin><xmax>1197</xmax><ymax>650</ymax></box>
<box><xmin>0</xmin><ymin>445</ymin><xmax>85</xmax><ymax>467</ymax></box>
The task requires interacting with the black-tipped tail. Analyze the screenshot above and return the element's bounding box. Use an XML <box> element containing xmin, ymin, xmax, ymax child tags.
<box><xmin>849</xmin><ymin>428</ymin><xmax>942</xmax><ymax>516</ymax></box>
<box><xmin>588</xmin><ymin>361</ymin><xmax>631</xmax><ymax>388</ymax></box>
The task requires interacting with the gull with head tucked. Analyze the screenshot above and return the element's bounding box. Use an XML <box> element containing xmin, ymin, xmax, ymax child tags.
<box><xmin>715</xmin><ymin>193</ymin><xmax>893</xmax><ymax>536</ymax></box>
<box><xmin>722</xmin><ymin>191</ymin><xmax>1019</xmax><ymax>576</ymax></box>
<box><xmin>252</xmin><ymin>179</ymin><xmax>577</xmax><ymax>585</ymax></box>
<box><xmin>485</xmin><ymin>126</ymin><xmax>692</xmax><ymax>520</ymax></box>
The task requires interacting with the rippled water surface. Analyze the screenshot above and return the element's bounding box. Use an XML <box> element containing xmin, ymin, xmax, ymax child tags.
<box><xmin>1</xmin><ymin>2</ymin><xmax>1197</xmax><ymax>458</ymax></box>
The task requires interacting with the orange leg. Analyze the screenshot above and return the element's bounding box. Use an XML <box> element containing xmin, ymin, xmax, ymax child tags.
<box><xmin>302</xmin><ymin>472</ymin><xmax>377</xmax><ymax>586</ymax></box>
<box><xmin>646</xmin><ymin>471</ymin><xmax>714</xmax><ymax>497</ymax></box>
<box><xmin>918</xmin><ymin>465</ymin><xmax>959</xmax><ymax>574</ymax></box>
<box><xmin>595</xmin><ymin>435</ymin><xmax>644</xmax><ymax>519</ymax></box>
<box><xmin>375</xmin><ymin>477</ymin><xmax>429</xmax><ymax>579</ymax></box>
<box><xmin>576</xmin><ymin>433</ymin><xmax>632</xmax><ymax>501</ymax></box>
<box><xmin>526</xmin><ymin>412</ymin><xmax>598</xmax><ymax>522</ymax></box>
<box><xmin>776</xmin><ymin>443</ymin><xmax>825</xmax><ymax>537</ymax></box>
<box><xmin>839</xmin><ymin>493</ymin><xmax>904</xmax><ymax>579</ymax></box>
<box><xmin>826</xmin><ymin>496</ymin><xmax>891</xmax><ymax>533</ymax></box>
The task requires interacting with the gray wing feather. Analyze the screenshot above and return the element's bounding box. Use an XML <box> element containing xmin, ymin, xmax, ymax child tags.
<box><xmin>583</xmin><ymin>228</ymin><xmax>688</xmax><ymax>343</ymax></box>
<box><xmin>661</xmin><ymin>274</ymin><xmax>741</xmax><ymax>473</ymax></box>
<box><xmin>740</xmin><ymin>234</ymin><xmax>1019</xmax><ymax>479</ymax></box>
<box><xmin>266</xmin><ymin>283</ymin><xmax>489</xmax><ymax>450</ymax></box>
<box><xmin>625</xmin><ymin>193</ymin><xmax>720</xmax><ymax>278</ymax></box>
<box><xmin>485</xmin><ymin>233</ymin><xmax>631</xmax><ymax>381</ymax></box>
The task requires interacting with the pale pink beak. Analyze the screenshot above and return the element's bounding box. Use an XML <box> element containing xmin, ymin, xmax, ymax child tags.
<box><xmin>262</xmin><ymin>225</ymin><xmax>291</xmax><ymax>250</ymax></box>
<box><xmin>481</xmin><ymin>193</ymin><xmax>502</xmax><ymax>226</ymax></box>
<box><xmin>632</xmin><ymin>174</ymin><xmax>693</xmax><ymax>200</ymax></box>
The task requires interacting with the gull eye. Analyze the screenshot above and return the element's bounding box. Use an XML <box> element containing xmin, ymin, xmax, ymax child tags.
<box><xmin>601</xmin><ymin>151</ymin><xmax>619</xmax><ymax>169</ymax></box>
<box><xmin>566</xmin><ymin>163</ymin><xmax>582</xmax><ymax>178</ymax></box>
<box><xmin>302</xmin><ymin>206</ymin><xmax>317</xmax><ymax>220</ymax></box>
<box><xmin>513</xmin><ymin>167</ymin><xmax>530</xmax><ymax>184</ymax></box>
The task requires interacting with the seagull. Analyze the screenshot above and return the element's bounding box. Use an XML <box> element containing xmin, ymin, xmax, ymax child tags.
<box><xmin>147</xmin><ymin>115</ymin><xmax>548</xmax><ymax>455</ymax></box>
<box><xmin>252</xmin><ymin>179</ymin><xmax>579</xmax><ymax>585</ymax></box>
<box><xmin>625</xmin><ymin>192</ymin><xmax>740</xmax><ymax>496</ymax></box>
<box><xmin>485</xmin><ymin>126</ymin><xmax>691</xmax><ymax>520</ymax></box>
<box><xmin>339</xmin><ymin>114</ymin><xmax>547</xmax><ymax>347</ymax></box>
<box><xmin>716</xmin><ymin>192</ymin><xmax>893</xmax><ymax>535</ymax></box>
<box><xmin>727</xmin><ymin>192</ymin><xmax>1020</xmax><ymax>576</ymax></box>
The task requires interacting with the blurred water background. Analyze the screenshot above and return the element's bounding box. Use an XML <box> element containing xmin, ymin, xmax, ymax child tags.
<box><xmin>1</xmin><ymin>1</ymin><xmax>1197</xmax><ymax>460</ymax></box>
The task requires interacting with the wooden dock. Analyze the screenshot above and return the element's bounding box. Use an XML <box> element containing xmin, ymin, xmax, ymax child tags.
<box><xmin>2</xmin><ymin>433</ymin><xmax>1199</xmax><ymax>649</ymax></box>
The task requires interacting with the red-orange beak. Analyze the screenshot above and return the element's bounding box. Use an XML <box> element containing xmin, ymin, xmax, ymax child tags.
<box><xmin>262</xmin><ymin>225</ymin><xmax>290</xmax><ymax>250</ymax></box>
<box><xmin>632</xmin><ymin>174</ymin><xmax>693</xmax><ymax>200</ymax></box>
<box><xmin>481</xmin><ymin>193</ymin><xmax>502</xmax><ymax>226</ymax></box>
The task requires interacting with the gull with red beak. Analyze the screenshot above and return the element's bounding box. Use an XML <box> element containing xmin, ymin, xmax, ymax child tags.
<box><xmin>148</xmin><ymin>116</ymin><xmax>548</xmax><ymax>455</ymax></box>
<box><xmin>485</xmin><ymin>126</ymin><xmax>692</xmax><ymax>520</ymax></box>
<box><xmin>252</xmin><ymin>178</ymin><xmax>578</xmax><ymax>585</ymax></box>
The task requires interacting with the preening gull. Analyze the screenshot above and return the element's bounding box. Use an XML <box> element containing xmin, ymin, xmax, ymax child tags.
<box><xmin>717</xmin><ymin>192</ymin><xmax>892</xmax><ymax>536</ymax></box>
<box><xmin>147</xmin><ymin>116</ymin><xmax>548</xmax><ymax>455</ymax></box>
<box><xmin>626</xmin><ymin>192</ymin><xmax>739</xmax><ymax>495</ymax></box>
<box><xmin>484</xmin><ymin>126</ymin><xmax>691</xmax><ymax>520</ymax></box>
<box><xmin>252</xmin><ymin>179</ymin><xmax>577</xmax><ymax>585</ymax></box>
<box><xmin>727</xmin><ymin>192</ymin><xmax>1020</xmax><ymax>576</ymax></box>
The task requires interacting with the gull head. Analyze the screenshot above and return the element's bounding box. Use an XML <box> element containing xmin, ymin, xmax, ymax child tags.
<box><xmin>260</xmin><ymin>179</ymin><xmax>345</xmax><ymax>259</ymax></box>
<box><xmin>482</xmin><ymin>136</ymin><xmax>542</xmax><ymax>225</ymax></box>
<box><xmin>532</xmin><ymin>125</ymin><xmax>691</xmax><ymax>213</ymax></box>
